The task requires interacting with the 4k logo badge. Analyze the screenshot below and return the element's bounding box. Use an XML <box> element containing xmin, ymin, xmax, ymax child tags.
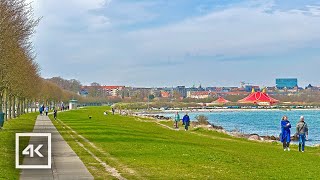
<box><xmin>16</xmin><ymin>133</ymin><xmax>51</xmax><ymax>169</ymax></box>
<box><xmin>22</xmin><ymin>144</ymin><xmax>44</xmax><ymax>158</ymax></box>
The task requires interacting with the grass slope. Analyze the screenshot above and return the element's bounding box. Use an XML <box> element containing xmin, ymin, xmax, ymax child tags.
<box><xmin>0</xmin><ymin>113</ymin><xmax>37</xmax><ymax>179</ymax></box>
<box><xmin>52</xmin><ymin>107</ymin><xmax>320</xmax><ymax>179</ymax></box>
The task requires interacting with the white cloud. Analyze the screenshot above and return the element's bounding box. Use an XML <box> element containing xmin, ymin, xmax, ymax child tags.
<box><xmin>29</xmin><ymin>0</ymin><xmax>320</xmax><ymax>86</ymax></box>
<box><xmin>125</xmin><ymin>4</ymin><xmax>320</xmax><ymax>60</ymax></box>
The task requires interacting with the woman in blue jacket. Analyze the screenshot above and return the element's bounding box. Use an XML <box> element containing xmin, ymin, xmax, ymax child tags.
<box><xmin>280</xmin><ymin>116</ymin><xmax>292</xmax><ymax>151</ymax></box>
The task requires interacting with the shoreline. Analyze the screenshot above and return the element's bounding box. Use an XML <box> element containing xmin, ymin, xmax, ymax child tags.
<box><xmin>162</xmin><ymin>108</ymin><xmax>320</xmax><ymax>113</ymax></box>
<box><xmin>133</xmin><ymin>112</ymin><xmax>320</xmax><ymax>147</ymax></box>
<box><xmin>135</xmin><ymin>108</ymin><xmax>320</xmax><ymax>115</ymax></box>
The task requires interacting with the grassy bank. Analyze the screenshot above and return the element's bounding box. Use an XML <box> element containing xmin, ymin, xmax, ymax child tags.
<box><xmin>0</xmin><ymin>113</ymin><xmax>37</xmax><ymax>179</ymax></box>
<box><xmin>52</xmin><ymin>107</ymin><xmax>320</xmax><ymax>179</ymax></box>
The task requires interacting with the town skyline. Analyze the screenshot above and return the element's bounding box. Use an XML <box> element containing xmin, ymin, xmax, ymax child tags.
<box><xmin>76</xmin><ymin>78</ymin><xmax>314</xmax><ymax>89</ymax></box>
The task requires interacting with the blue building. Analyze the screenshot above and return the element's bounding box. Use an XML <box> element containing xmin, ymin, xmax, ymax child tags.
<box><xmin>276</xmin><ymin>78</ymin><xmax>298</xmax><ymax>89</ymax></box>
<box><xmin>244</xmin><ymin>85</ymin><xmax>260</xmax><ymax>92</ymax></box>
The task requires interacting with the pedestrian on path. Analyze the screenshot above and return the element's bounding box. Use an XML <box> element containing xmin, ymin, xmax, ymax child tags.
<box><xmin>174</xmin><ymin>112</ymin><xmax>180</xmax><ymax>129</ymax></box>
<box><xmin>53</xmin><ymin>109</ymin><xmax>57</xmax><ymax>120</ymax></box>
<box><xmin>296</xmin><ymin>116</ymin><xmax>308</xmax><ymax>152</ymax></box>
<box><xmin>39</xmin><ymin>106</ymin><xmax>43</xmax><ymax>115</ymax></box>
<box><xmin>42</xmin><ymin>105</ymin><xmax>45</xmax><ymax>113</ymax></box>
<box><xmin>182</xmin><ymin>113</ymin><xmax>190</xmax><ymax>131</ymax></box>
<box><xmin>280</xmin><ymin>115</ymin><xmax>292</xmax><ymax>151</ymax></box>
<box><xmin>45</xmin><ymin>106</ymin><xmax>49</xmax><ymax>116</ymax></box>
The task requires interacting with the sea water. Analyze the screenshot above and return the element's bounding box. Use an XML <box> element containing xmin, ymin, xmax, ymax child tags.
<box><xmin>166</xmin><ymin>110</ymin><xmax>320</xmax><ymax>146</ymax></box>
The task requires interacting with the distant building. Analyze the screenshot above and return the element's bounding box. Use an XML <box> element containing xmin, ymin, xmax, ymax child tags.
<box><xmin>305</xmin><ymin>84</ymin><xmax>320</xmax><ymax>91</ymax></box>
<box><xmin>81</xmin><ymin>85</ymin><xmax>125</xmax><ymax>97</ymax></box>
<box><xmin>79</xmin><ymin>89</ymin><xmax>89</xmax><ymax>97</ymax></box>
<box><xmin>160</xmin><ymin>91</ymin><xmax>170</xmax><ymax>98</ymax></box>
<box><xmin>150</xmin><ymin>88</ymin><xmax>161</xmax><ymax>97</ymax></box>
<box><xmin>266</xmin><ymin>87</ymin><xmax>277</xmax><ymax>93</ymax></box>
<box><xmin>276</xmin><ymin>78</ymin><xmax>298</xmax><ymax>89</ymax></box>
<box><xmin>217</xmin><ymin>91</ymin><xmax>248</xmax><ymax>96</ymax></box>
<box><xmin>187</xmin><ymin>91</ymin><xmax>214</xmax><ymax>99</ymax></box>
<box><xmin>205</xmin><ymin>87</ymin><xmax>217</xmax><ymax>92</ymax></box>
<box><xmin>69</xmin><ymin>99</ymin><xmax>78</xmax><ymax>110</ymax></box>
<box><xmin>244</xmin><ymin>85</ymin><xmax>260</xmax><ymax>92</ymax></box>
<box><xmin>101</xmin><ymin>86</ymin><xmax>125</xmax><ymax>96</ymax></box>
<box><xmin>175</xmin><ymin>86</ymin><xmax>187</xmax><ymax>98</ymax></box>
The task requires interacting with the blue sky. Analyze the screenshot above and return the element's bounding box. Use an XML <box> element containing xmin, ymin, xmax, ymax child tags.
<box><xmin>30</xmin><ymin>0</ymin><xmax>320</xmax><ymax>87</ymax></box>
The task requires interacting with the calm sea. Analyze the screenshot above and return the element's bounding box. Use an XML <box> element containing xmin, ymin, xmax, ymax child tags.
<box><xmin>166</xmin><ymin>110</ymin><xmax>320</xmax><ymax>146</ymax></box>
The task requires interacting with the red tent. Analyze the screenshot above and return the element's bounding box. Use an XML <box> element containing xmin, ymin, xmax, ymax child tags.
<box><xmin>238</xmin><ymin>89</ymin><xmax>279</xmax><ymax>105</ymax></box>
<box><xmin>213</xmin><ymin>97</ymin><xmax>230</xmax><ymax>104</ymax></box>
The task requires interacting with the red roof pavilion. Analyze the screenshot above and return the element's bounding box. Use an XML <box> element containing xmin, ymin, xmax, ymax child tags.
<box><xmin>213</xmin><ymin>97</ymin><xmax>230</xmax><ymax>104</ymax></box>
<box><xmin>238</xmin><ymin>89</ymin><xmax>279</xmax><ymax>105</ymax></box>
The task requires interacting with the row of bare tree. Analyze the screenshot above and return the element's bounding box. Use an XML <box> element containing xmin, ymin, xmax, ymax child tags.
<box><xmin>0</xmin><ymin>0</ymin><xmax>78</xmax><ymax>120</ymax></box>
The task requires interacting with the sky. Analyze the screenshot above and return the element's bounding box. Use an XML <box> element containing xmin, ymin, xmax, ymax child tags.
<box><xmin>29</xmin><ymin>0</ymin><xmax>320</xmax><ymax>87</ymax></box>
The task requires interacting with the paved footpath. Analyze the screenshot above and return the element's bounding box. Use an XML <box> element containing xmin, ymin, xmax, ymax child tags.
<box><xmin>20</xmin><ymin>115</ymin><xmax>93</xmax><ymax>180</ymax></box>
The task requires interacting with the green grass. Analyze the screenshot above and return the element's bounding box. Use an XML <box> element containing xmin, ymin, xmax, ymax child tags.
<box><xmin>0</xmin><ymin>113</ymin><xmax>37</xmax><ymax>179</ymax></box>
<box><xmin>52</xmin><ymin>107</ymin><xmax>320</xmax><ymax>179</ymax></box>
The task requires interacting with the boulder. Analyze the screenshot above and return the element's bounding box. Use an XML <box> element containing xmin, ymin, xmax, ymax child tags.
<box><xmin>212</xmin><ymin>125</ymin><xmax>224</xmax><ymax>130</ymax></box>
<box><xmin>248</xmin><ymin>134</ymin><xmax>261</xmax><ymax>141</ymax></box>
<box><xmin>270</xmin><ymin>136</ymin><xmax>277</xmax><ymax>140</ymax></box>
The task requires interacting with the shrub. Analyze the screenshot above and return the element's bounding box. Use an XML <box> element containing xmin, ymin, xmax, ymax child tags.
<box><xmin>195</xmin><ymin>115</ymin><xmax>209</xmax><ymax>125</ymax></box>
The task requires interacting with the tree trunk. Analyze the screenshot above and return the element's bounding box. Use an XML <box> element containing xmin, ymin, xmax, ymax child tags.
<box><xmin>22</xmin><ymin>99</ymin><xmax>25</xmax><ymax>114</ymax></box>
<box><xmin>13</xmin><ymin>96</ymin><xmax>16</xmax><ymax>118</ymax></box>
<box><xmin>4</xmin><ymin>90</ymin><xmax>8</xmax><ymax>120</ymax></box>
<box><xmin>31</xmin><ymin>100</ymin><xmax>33</xmax><ymax>113</ymax></box>
<box><xmin>34</xmin><ymin>98</ymin><xmax>37</xmax><ymax>113</ymax></box>
<box><xmin>0</xmin><ymin>91</ymin><xmax>3</xmax><ymax>114</ymax></box>
<box><xmin>8</xmin><ymin>95</ymin><xmax>12</xmax><ymax>119</ymax></box>
<box><xmin>26</xmin><ymin>99</ymin><xmax>29</xmax><ymax>113</ymax></box>
<box><xmin>21</xmin><ymin>98</ymin><xmax>23</xmax><ymax>115</ymax></box>
<box><xmin>17</xmin><ymin>98</ymin><xmax>21</xmax><ymax>117</ymax></box>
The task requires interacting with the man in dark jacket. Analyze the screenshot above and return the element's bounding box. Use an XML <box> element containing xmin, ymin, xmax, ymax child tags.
<box><xmin>296</xmin><ymin>116</ymin><xmax>308</xmax><ymax>152</ymax></box>
<box><xmin>53</xmin><ymin>109</ymin><xmax>57</xmax><ymax>120</ymax></box>
<box><xmin>182</xmin><ymin>113</ymin><xmax>190</xmax><ymax>131</ymax></box>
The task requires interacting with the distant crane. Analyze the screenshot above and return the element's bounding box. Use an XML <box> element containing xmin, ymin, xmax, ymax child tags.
<box><xmin>240</xmin><ymin>81</ymin><xmax>252</xmax><ymax>88</ymax></box>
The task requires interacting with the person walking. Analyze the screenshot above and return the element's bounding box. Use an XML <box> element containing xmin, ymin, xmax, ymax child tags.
<box><xmin>39</xmin><ymin>106</ymin><xmax>43</xmax><ymax>115</ymax></box>
<box><xmin>296</xmin><ymin>116</ymin><xmax>308</xmax><ymax>152</ymax></box>
<box><xmin>112</xmin><ymin>108</ymin><xmax>115</xmax><ymax>115</ymax></box>
<box><xmin>174</xmin><ymin>112</ymin><xmax>180</xmax><ymax>129</ymax></box>
<box><xmin>45</xmin><ymin>106</ymin><xmax>49</xmax><ymax>116</ymax></box>
<box><xmin>280</xmin><ymin>115</ymin><xmax>292</xmax><ymax>151</ymax></box>
<box><xmin>53</xmin><ymin>109</ymin><xmax>58</xmax><ymax>120</ymax></box>
<box><xmin>182</xmin><ymin>113</ymin><xmax>190</xmax><ymax>131</ymax></box>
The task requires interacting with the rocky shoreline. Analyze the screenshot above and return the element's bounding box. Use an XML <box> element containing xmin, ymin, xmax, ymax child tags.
<box><xmin>139</xmin><ymin>114</ymin><xmax>320</xmax><ymax>146</ymax></box>
<box><xmin>140</xmin><ymin>114</ymin><xmax>280</xmax><ymax>142</ymax></box>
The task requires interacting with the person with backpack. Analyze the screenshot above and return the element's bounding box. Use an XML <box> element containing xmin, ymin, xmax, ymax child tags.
<box><xmin>296</xmin><ymin>116</ymin><xmax>308</xmax><ymax>152</ymax></box>
<box><xmin>182</xmin><ymin>113</ymin><xmax>190</xmax><ymax>131</ymax></box>
<box><xmin>280</xmin><ymin>115</ymin><xmax>292</xmax><ymax>151</ymax></box>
